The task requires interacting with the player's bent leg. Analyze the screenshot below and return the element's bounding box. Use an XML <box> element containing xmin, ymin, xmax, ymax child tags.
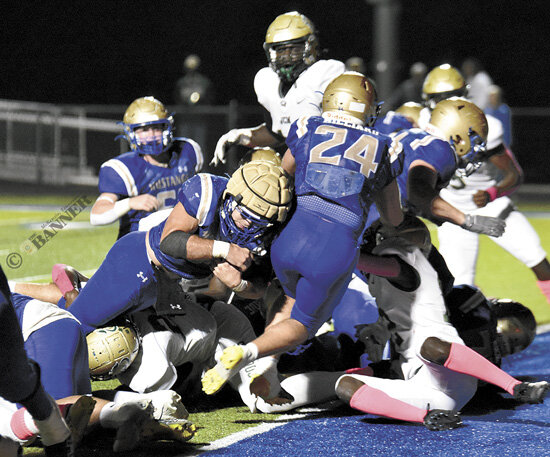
<box><xmin>337</xmin><ymin>374</ymin><xmax>463</xmax><ymax>431</ymax></box>
<box><xmin>437</xmin><ymin>222</ymin><xmax>479</xmax><ymax>286</ymax></box>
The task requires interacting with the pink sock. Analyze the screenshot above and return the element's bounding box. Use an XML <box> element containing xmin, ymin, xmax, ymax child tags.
<box><xmin>537</xmin><ymin>280</ymin><xmax>550</xmax><ymax>304</ymax></box>
<box><xmin>444</xmin><ymin>343</ymin><xmax>520</xmax><ymax>394</ymax></box>
<box><xmin>10</xmin><ymin>408</ymin><xmax>38</xmax><ymax>441</ymax></box>
<box><xmin>350</xmin><ymin>383</ymin><xmax>427</xmax><ymax>423</ymax></box>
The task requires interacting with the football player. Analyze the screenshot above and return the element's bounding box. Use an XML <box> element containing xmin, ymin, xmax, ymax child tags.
<box><xmin>211</xmin><ymin>11</ymin><xmax>345</xmax><ymax>166</ymax></box>
<box><xmin>336</xmin><ymin>226</ymin><xmax>549</xmax><ymax>431</ymax></box>
<box><xmin>373</xmin><ymin>101</ymin><xmax>422</xmax><ymax>135</ymax></box>
<box><xmin>90</xmin><ymin>96</ymin><xmax>204</xmax><ymax>239</ymax></box>
<box><xmin>201</xmin><ymin>72</ymin><xmax>405</xmax><ymax>396</ymax></box>
<box><xmin>419</xmin><ymin>65</ymin><xmax>550</xmax><ymax>302</ymax></box>
<box><xmin>0</xmin><ymin>266</ymin><xmax>77</xmax><ymax>456</ymax></box>
<box><xmin>65</xmin><ymin>160</ymin><xmax>292</xmax><ymax>334</ymax></box>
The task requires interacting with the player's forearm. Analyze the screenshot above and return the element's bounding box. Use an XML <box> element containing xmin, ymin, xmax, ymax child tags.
<box><xmin>249</xmin><ymin>124</ymin><xmax>280</xmax><ymax>148</ymax></box>
<box><xmin>160</xmin><ymin>231</ymin><xmax>228</xmax><ymax>262</ymax></box>
<box><xmin>90</xmin><ymin>197</ymin><xmax>130</xmax><ymax>225</ymax></box>
<box><xmin>375</xmin><ymin>180</ymin><xmax>404</xmax><ymax>227</ymax></box>
<box><xmin>429</xmin><ymin>196</ymin><xmax>465</xmax><ymax>226</ymax></box>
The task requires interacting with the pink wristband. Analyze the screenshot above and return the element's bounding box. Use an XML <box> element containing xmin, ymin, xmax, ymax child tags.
<box><xmin>485</xmin><ymin>186</ymin><xmax>499</xmax><ymax>202</ymax></box>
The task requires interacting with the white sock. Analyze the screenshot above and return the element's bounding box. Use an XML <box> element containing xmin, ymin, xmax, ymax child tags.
<box><xmin>243</xmin><ymin>343</ymin><xmax>259</xmax><ymax>363</ymax></box>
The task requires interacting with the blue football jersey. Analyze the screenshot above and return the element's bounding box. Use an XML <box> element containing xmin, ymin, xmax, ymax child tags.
<box><xmin>98</xmin><ymin>137</ymin><xmax>203</xmax><ymax>237</ymax></box>
<box><xmin>366</xmin><ymin>127</ymin><xmax>457</xmax><ymax>224</ymax></box>
<box><xmin>148</xmin><ymin>173</ymin><xmax>228</xmax><ymax>279</ymax></box>
<box><xmin>391</xmin><ymin>127</ymin><xmax>457</xmax><ymax>204</ymax></box>
<box><xmin>286</xmin><ymin>115</ymin><xmax>403</xmax><ymax>221</ymax></box>
<box><xmin>374</xmin><ymin>111</ymin><xmax>414</xmax><ymax>135</ymax></box>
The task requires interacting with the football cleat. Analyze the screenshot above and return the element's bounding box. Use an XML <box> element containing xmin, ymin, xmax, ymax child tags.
<box><xmin>140</xmin><ymin>418</ymin><xmax>196</xmax><ymax>443</ymax></box>
<box><xmin>513</xmin><ymin>381</ymin><xmax>550</xmax><ymax>404</ymax></box>
<box><xmin>44</xmin><ymin>396</ymin><xmax>95</xmax><ymax>457</ymax></box>
<box><xmin>202</xmin><ymin>346</ymin><xmax>248</xmax><ymax>395</ymax></box>
<box><xmin>423</xmin><ymin>409</ymin><xmax>463</xmax><ymax>431</ymax></box>
<box><xmin>110</xmin><ymin>400</ymin><xmax>154</xmax><ymax>453</ymax></box>
<box><xmin>63</xmin><ymin>396</ymin><xmax>96</xmax><ymax>448</ymax></box>
<box><xmin>127</xmin><ymin>390</ymin><xmax>189</xmax><ymax>421</ymax></box>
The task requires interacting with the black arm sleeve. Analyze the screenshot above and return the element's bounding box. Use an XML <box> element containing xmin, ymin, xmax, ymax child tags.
<box><xmin>159</xmin><ymin>231</ymin><xmax>192</xmax><ymax>259</ymax></box>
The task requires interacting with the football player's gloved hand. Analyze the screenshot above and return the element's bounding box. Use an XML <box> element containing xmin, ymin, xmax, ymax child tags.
<box><xmin>211</xmin><ymin>128</ymin><xmax>253</xmax><ymax>166</ymax></box>
<box><xmin>461</xmin><ymin>214</ymin><xmax>506</xmax><ymax>237</ymax></box>
<box><xmin>355</xmin><ymin>316</ymin><xmax>391</xmax><ymax>364</ymax></box>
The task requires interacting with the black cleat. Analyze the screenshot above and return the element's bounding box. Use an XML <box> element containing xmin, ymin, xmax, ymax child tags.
<box><xmin>513</xmin><ymin>381</ymin><xmax>550</xmax><ymax>404</ymax></box>
<box><xmin>423</xmin><ymin>409</ymin><xmax>463</xmax><ymax>431</ymax></box>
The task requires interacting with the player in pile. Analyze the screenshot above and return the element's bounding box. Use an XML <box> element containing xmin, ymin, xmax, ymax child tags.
<box><xmin>201</xmin><ymin>71</ymin><xmax>405</xmax><ymax>395</ymax></box>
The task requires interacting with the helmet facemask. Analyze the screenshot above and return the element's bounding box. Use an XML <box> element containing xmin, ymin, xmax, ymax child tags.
<box><xmin>219</xmin><ymin>195</ymin><xmax>274</xmax><ymax>253</ymax></box>
<box><xmin>454</xmin><ymin>128</ymin><xmax>487</xmax><ymax>177</ymax></box>
<box><xmin>123</xmin><ymin>118</ymin><xmax>173</xmax><ymax>156</ymax></box>
<box><xmin>264</xmin><ymin>35</ymin><xmax>316</xmax><ymax>84</ymax></box>
<box><xmin>117</xmin><ymin>96</ymin><xmax>174</xmax><ymax>156</ymax></box>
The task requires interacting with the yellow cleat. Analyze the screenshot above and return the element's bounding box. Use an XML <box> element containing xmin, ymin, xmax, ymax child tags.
<box><xmin>220</xmin><ymin>346</ymin><xmax>245</xmax><ymax>369</ymax></box>
<box><xmin>202</xmin><ymin>346</ymin><xmax>246</xmax><ymax>395</ymax></box>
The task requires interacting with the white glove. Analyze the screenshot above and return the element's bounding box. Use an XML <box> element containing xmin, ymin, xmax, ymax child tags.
<box><xmin>211</xmin><ymin>128</ymin><xmax>253</xmax><ymax>166</ymax></box>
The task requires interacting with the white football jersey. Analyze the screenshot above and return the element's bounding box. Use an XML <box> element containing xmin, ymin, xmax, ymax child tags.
<box><xmin>254</xmin><ymin>59</ymin><xmax>345</xmax><ymax>138</ymax></box>
<box><xmin>367</xmin><ymin>239</ymin><xmax>463</xmax><ymax>380</ymax></box>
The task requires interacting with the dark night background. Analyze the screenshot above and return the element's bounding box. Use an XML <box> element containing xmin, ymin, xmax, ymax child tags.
<box><xmin>2</xmin><ymin>1</ymin><xmax>549</xmax><ymax>107</ymax></box>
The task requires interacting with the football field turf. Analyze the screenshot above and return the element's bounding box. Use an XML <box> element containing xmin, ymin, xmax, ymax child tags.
<box><xmin>1</xmin><ymin>193</ymin><xmax>549</xmax><ymax>456</ymax></box>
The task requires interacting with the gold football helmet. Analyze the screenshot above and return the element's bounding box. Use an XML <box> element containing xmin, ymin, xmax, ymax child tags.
<box><xmin>239</xmin><ymin>147</ymin><xmax>282</xmax><ymax>167</ymax></box>
<box><xmin>120</xmin><ymin>96</ymin><xmax>174</xmax><ymax>155</ymax></box>
<box><xmin>220</xmin><ymin>161</ymin><xmax>293</xmax><ymax>252</ymax></box>
<box><xmin>395</xmin><ymin>102</ymin><xmax>423</xmax><ymax>125</ymax></box>
<box><xmin>87</xmin><ymin>325</ymin><xmax>139</xmax><ymax>380</ymax></box>
<box><xmin>427</xmin><ymin>97</ymin><xmax>488</xmax><ymax>173</ymax></box>
<box><xmin>422</xmin><ymin>64</ymin><xmax>467</xmax><ymax>109</ymax></box>
<box><xmin>322</xmin><ymin>72</ymin><xmax>378</xmax><ymax>126</ymax></box>
<box><xmin>263</xmin><ymin>11</ymin><xmax>319</xmax><ymax>83</ymax></box>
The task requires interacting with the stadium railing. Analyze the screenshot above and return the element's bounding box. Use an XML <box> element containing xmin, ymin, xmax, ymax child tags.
<box><xmin>0</xmin><ymin>99</ymin><xmax>549</xmax><ymax>190</ymax></box>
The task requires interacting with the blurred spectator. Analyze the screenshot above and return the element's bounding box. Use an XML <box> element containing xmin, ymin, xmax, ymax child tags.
<box><xmin>384</xmin><ymin>61</ymin><xmax>427</xmax><ymax>111</ymax></box>
<box><xmin>461</xmin><ymin>57</ymin><xmax>493</xmax><ymax>110</ymax></box>
<box><xmin>485</xmin><ymin>84</ymin><xmax>512</xmax><ymax>147</ymax></box>
<box><xmin>345</xmin><ymin>56</ymin><xmax>366</xmax><ymax>74</ymax></box>
<box><xmin>173</xmin><ymin>54</ymin><xmax>215</xmax><ymax>106</ymax></box>
<box><xmin>173</xmin><ymin>54</ymin><xmax>214</xmax><ymax>154</ymax></box>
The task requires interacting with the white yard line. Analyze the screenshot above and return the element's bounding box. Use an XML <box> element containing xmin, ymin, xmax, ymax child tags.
<box><xmin>187</xmin><ymin>413</ymin><xmax>307</xmax><ymax>456</ymax></box>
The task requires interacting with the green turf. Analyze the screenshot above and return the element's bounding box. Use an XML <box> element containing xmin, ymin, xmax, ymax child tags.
<box><xmin>2</xmin><ymin>195</ymin><xmax>548</xmax><ymax>456</ymax></box>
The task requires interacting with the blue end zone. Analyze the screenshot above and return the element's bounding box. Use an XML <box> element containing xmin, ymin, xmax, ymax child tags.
<box><xmin>205</xmin><ymin>332</ymin><xmax>550</xmax><ymax>456</ymax></box>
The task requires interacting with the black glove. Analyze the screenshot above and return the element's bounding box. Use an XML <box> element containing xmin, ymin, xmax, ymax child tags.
<box><xmin>355</xmin><ymin>316</ymin><xmax>392</xmax><ymax>363</ymax></box>
<box><xmin>461</xmin><ymin>214</ymin><xmax>506</xmax><ymax>237</ymax></box>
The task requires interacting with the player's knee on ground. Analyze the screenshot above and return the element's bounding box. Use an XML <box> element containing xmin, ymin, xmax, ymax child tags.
<box><xmin>420</xmin><ymin>337</ymin><xmax>451</xmax><ymax>365</ymax></box>
<box><xmin>335</xmin><ymin>375</ymin><xmax>365</xmax><ymax>404</ymax></box>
